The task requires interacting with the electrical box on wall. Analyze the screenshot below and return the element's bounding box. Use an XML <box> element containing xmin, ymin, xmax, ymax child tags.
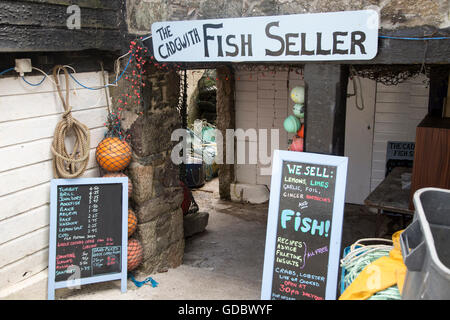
<box><xmin>15</xmin><ymin>59</ymin><xmax>32</xmax><ymax>76</ymax></box>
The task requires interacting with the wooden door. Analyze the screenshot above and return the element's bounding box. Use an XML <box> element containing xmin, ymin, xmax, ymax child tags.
<box><xmin>344</xmin><ymin>77</ymin><xmax>376</xmax><ymax>204</ymax></box>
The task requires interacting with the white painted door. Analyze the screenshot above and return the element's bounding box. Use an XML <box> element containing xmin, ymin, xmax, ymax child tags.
<box><xmin>344</xmin><ymin>77</ymin><xmax>376</xmax><ymax>204</ymax></box>
<box><xmin>370</xmin><ymin>75</ymin><xmax>429</xmax><ymax>190</ymax></box>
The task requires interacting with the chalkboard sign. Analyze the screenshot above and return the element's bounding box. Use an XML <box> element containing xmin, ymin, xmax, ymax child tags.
<box><xmin>261</xmin><ymin>151</ymin><xmax>348</xmax><ymax>300</ymax></box>
<box><xmin>48</xmin><ymin>178</ymin><xmax>129</xmax><ymax>300</ymax></box>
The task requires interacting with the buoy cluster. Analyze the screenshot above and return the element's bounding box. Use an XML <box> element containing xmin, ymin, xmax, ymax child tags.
<box><xmin>284</xmin><ymin>86</ymin><xmax>305</xmax><ymax>152</ymax></box>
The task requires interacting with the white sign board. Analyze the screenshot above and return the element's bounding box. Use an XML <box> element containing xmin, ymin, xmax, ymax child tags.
<box><xmin>261</xmin><ymin>150</ymin><xmax>348</xmax><ymax>300</ymax></box>
<box><xmin>151</xmin><ymin>10</ymin><xmax>379</xmax><ymax>62</ymax></box>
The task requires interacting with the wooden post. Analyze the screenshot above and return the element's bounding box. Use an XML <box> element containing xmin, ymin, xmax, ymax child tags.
<box><xmin>303</xmin><ymin>64</ymin><xmax>349</xmax><ymax>155</ymax></box>
<box><xmin>445</xmin><ymin>73</ymin><xmax>450</xmax><ymax>118</ymax></box>
<box><xmin>428</xmin><ymin>65</ymin><xmax>450</xmax><ymax>117</ymax></box>
<box><xmin>216</xmin><ymin>65</ymin><xmax>235</xmax><ymax>200</ymax></box>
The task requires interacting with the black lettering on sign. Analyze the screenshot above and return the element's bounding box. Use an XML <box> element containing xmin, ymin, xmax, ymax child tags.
<box><xmin>203</xmin><ymin>23</ymin><xmax>223</xmax><ymax>57</ymax></box>
<box><xmin>351</xmin><ymin>31</ymin><xmax>367</xmax><ymax>54</ymax></box>
<box><xmin>301</xmin><ymin>33</ymin><xmax>315</xmax><ymax>56</ymax></box>
<box><xmin>265</xmin><ymin>21</ymin><xmax>284</xmax><ymax>57</ymax></box>
<box><xmin>225</xmin><ymin>35</ymin><xmax>239</xmax><ymax>57</ymax></box>
<box><xmin>316</xmin><ymin>32</ymin><xmax>331</xmax><ymax>55</ymax></box>
<box><xmin>333</xmin><ymin>32</ymin><xmax>348</xmax><ymax>55</ymax></box>
<box><xmin>285</xmin><ymin>33</ymin><xmax>299</xmax><ymax>56</ymax></box>
<box><xmin>54</xmin><ymin>184</ymin><xmax>123</xmax><ymax>282</ymax></box>
<box><xmin>241</xmin><ymin>34</ymin><xmax>253</xmax><ymax>57</ymax></box>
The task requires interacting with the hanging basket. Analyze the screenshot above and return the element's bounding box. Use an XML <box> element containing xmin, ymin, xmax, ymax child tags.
<box><xmin>96</xmin><ymin>137</ymin><xmax>132</xmax><ymax>172</ymax></box>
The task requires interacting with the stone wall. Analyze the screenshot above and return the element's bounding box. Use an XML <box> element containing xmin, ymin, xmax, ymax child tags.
<box><xmin>126</xmin><ymin>0</ymin><xmax>449</xmax><ymax>34</ymax></box>
<box><xmin>109</xmin><ymin>62</ymin><xmax>185</xmax><ymax>274</ymax></box>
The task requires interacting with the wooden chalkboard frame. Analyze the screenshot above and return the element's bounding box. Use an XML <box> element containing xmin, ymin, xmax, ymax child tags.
<box><xmin>48</xmin><ymin>177</ymin><xmax>129</xmax><ymax>300</ymax></box>
<box><xmin>261</xmin><ymin>150</ymin><xmax>348</xmax><ymax>300</ymax></box>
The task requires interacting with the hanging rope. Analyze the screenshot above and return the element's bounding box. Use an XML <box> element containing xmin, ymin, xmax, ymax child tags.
<box><xmin>349</xmin><ymin>66</ymin><xmax>365</xmax><ymax>111</ymax></box>
<box><xmin>51</xmin><ymin>66</ymin><xmax>91</xmax><ymax>178</ymax></box>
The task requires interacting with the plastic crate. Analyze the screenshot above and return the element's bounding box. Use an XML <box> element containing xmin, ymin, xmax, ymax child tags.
<box><xmin>340</xmin><ymin>245</ymin><xmax>363</xmax><ymax>295</ymax></box>
<box><xmin>400</xmin><ymin>188</ymin><xmax>450</xmax><ymax>300</ymax></box>
<box><xmin>340</xmin><ymin>246</ymin><xmax>351</xmax><ymax>295</ymax></box>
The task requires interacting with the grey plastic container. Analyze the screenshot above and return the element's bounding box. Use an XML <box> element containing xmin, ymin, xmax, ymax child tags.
<box><xmin>400</xmin><ymin>187</ymin><xmax>450</xmax><ymax>300</ymax></box>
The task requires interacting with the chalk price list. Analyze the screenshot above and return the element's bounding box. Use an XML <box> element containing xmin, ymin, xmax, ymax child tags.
<box><xmin>271</xmin><ymin>161</ymin><xmax>336</xmax><ymax>300</ymax></box>
<box><xmin>87</xmin><ymin>186</ymin><xmax>99</xmax><ymax>236</ymax></box>
<box><xmin>55</xmin><ymin>185</ymin><xmax>121</xmax><ymax>281</ymax></box>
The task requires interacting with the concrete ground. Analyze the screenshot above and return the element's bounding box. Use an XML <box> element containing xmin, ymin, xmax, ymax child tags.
<box><xmin>59</xmin><ymin>178</ymin><xmax>410</xmax><ymax>300</ymax></box>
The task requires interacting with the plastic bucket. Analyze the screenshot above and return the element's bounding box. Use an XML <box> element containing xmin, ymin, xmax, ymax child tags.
<box><xmin>400</xmin><ymin>188</ymin><xmax>450</xmax><ymax>300</ymax></box>
<box><xmin>185</xmin><ymin>157</ymin><xmax>205</xmax><ymax>188</ymax></box>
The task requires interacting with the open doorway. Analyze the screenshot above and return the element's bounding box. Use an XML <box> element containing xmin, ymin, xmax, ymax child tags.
<box><xmin>180</xmin><ymin>69</ymin><xmax>219</xmax><ymax>192</ymax></box>
<box><xmin>176</xmin><ymin>68</ymin><xmax>267</xmax><ymax>297</ymax></box>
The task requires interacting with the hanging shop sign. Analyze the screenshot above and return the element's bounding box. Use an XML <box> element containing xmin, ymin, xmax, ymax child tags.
<box><xmin>261</xmin><ymin>150</ymin><xmax>348</xmax><ymax>300</ymax></box>
<box><xmin>151</xmin><ymin>10</ymin><xmax>378</xmax><ymax>62</ymax></box>
<box><xmin>47</xmin><ymin>177</ymin><xmax>128</xmax><ymax>300</ymax></box>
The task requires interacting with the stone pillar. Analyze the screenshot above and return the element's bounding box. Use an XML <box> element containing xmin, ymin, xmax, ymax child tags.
<box><xmin>303</xmin><ymin>64</ymin><xmax>348</xmax><ymax>155</ymax></box>
<box><xmin>112</xmin><ymin>63</ymin><xmax>185</xmax><ymax>274</ymax></box>
<box><xmin>216</xmin><ymin>65</ymin><xmax>235</xmax><ymax>200</ymax></box>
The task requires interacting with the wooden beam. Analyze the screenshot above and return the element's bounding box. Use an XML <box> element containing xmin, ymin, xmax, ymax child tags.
<box><xmin>428</xmin><ymin>65</ymin><xmax>450</xmax><ymax>117</ymax></box>
<box><xmin>0</xmin><ymin>26</ymin><xmax>122</xmax><ymax>52</ymax></box>
<box><xmin>0</xmin><ymin>50</ymin><xmax>117</xmax><ymax>75</ymax></box>
<box><xmin>216</xmin><ymin>65</ymin><xmax>235</xmax><ymax>200</ymax></box>
<box><xmin>345</xmin><ymin>27</ymin><xmax>450</xmax><ymax>65</ymax></box>
<box><xmin>18</xmin><ymin>0</ymin><xmax>120</xmax><ymax>10</ymax></box>
<box><xmin>445</xmin><ymin>73</ymin><xmax>450</xmax><ymax>118</ymax></box>
<box><xmin>0</xmin><ymin>1</ymin><xmax>119</xmax><ymax>30</ymax></box>
<box><xmin>303</xmin><ymin>64</ymin><xmax>348</xmax><ymax>155</ymax></box>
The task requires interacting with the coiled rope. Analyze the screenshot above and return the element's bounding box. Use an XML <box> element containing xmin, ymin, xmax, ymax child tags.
<box><xmin>51</xmin><ymin>66</ymin><xmax>91</xmax><ymax>178</ymax></box>
<box><xmin>340</xmin><ymin>238</ymin><xmax>401</xmax><ymax>300</ymax></box>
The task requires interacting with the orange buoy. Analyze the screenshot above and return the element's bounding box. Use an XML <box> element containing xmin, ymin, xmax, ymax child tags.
<box><xmin>103</xmin><ymin>172</ymin><xmax>133</xmax><ymax>198</ymax></box>
<box><xmin>289</xmin><ymin>136</ymin><xmax>304</xmax><ymax>152</ymax></box>
<box><xmin>128</xmin><ymin>209</ymin><xmax>138</xmax><ymax>237</ymax></box>
<box><xmin>127</xmin><ymin>239</ymin><xmax>143</xmax><ymax>271</ymax></box>
<box><xmin>96</xmin><ymin>137</ymin><xmax>131</xmax><ymax>172</ymax></box>
<box><xmin>297</xmin><ymin>124</ymin><xmax>304</xmax><ymax>138</ymax></box>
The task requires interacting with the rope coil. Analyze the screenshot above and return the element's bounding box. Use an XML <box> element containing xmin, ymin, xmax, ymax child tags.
<box><xmin>51</xmin><ymin>66</ymin><xmax>91</xmax><ymax>178</ymax></box>
<box><xmin>340</xmin><ymin>238</ymin><xmax>401</xmax><ymax>300</ymax></box>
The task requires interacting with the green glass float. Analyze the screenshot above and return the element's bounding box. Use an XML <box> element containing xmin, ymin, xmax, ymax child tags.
<box><xmin>290</xmin><ymin>86</ymin><xmax>305</xmax><ymax>104</ymax></box>
<box><xmin>293</xmin><ymin>103</ymin><xmax>304</xmax><ymax>119</ymax></box>
<box><xmin>283</xmin><ymin>115</ymin><xmax>301</xmax><ymax>133</ymax></box>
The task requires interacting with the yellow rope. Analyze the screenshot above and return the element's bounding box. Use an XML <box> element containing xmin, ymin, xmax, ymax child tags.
<box><xmin>51</xmin><ymin>66</ymin><xmax>91</xmax><ymax>178</ymax></box>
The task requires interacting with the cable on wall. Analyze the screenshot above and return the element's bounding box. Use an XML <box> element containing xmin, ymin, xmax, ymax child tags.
<box><xmin>0</xmin><ymin>67</ymin><xmax>14</xmax><ymax>76</ymax></box>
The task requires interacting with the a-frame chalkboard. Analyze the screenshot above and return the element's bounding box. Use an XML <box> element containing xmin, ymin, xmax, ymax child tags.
<box><xmin>48</xmin><ymin>177</ymin><xmax>129</xmax><ymax>300</ymax></box>
<box><xmin>261</xmin><ymin>150</ymin><xmax>348</xmax><ymax>300</ymax></box>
